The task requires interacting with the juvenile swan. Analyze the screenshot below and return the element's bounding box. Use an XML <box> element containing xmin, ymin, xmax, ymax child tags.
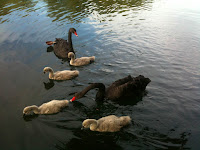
<box><xmin>43</xmin><ymin>67</ymin><xmax>79</xmax><ymax>80</ymax></box>
<box><xmin>23</xmin><ymin>100</ymin><xmax>69</xmax><ymax>115</ymax></box>
<box><xmin>68</xmin><ymin>52</ymin><xmax>95</xmax><ymax>66</ymax></box>
<box><xmin>82</xmin><ymin>115</ymin><xmax>131</xmax><ymax>132</ymax></box>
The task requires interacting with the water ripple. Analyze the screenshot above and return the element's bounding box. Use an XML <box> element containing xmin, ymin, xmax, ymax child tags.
<box><xmin>0</xmin><ymin>0</ymin><xmax>200</xmax><ymax>149</ymax></box>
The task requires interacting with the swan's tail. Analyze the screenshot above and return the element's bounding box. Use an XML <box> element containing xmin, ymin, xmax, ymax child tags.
<box><xmin>120</xmin><ymin>116</ymin><xmax>131</xmax><ymax>126</ymax></box>
<box><xmin>90</xmin><ymin>56</ymin><xmax>95</xmax><ymax>62</ymax></box>
<box><xmin>46</xmin><ymin>41</ymin><xmax>56</xmax><ymax>45</ymax></box>
<box><xmin>135</xmin><ymin>75</ymin><xmax>151</xmax><ymax>91</ymax></box>
<box><xmin>73</xmin><ymin>70</ymin><xmax>79</xmax><ymax>76</ymax></box>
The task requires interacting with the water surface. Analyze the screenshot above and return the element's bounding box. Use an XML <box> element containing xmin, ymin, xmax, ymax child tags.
<box><xmin>0</xmin><ymin>0</ymin><xmax>200</xmax><ymax>149</ymax></box>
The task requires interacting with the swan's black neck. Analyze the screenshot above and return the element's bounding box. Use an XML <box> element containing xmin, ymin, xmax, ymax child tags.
<box><xmin>75</xmin><ymin>83</ymin><xmax>106</xmax><ymax>101</ymax></box>
<box><xmin>68</xmin><ymin>30</ymin><xmax>73</xmax><ymax>51</ymax></box>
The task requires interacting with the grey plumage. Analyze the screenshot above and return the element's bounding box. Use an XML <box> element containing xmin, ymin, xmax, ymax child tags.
<box><xmin>68</xmin><ymin>52</ymin><xmax>95</xmax><ymax>66</ymax></box>
<box><xmin>23</xmin><ymin>100</ymin><xmax>69</xmax><ymax>115</ymax></box>
<box><xmin>82</xmin><ymin>115</ymin><xmax>131</xmax><ymax>132</ymax></box>
<box><xmin>43</xmin><ymin>67</ymin><xmax>79</xmax><ymax>80</ymax></box>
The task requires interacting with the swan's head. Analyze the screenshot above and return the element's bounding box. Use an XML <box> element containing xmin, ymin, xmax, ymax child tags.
<box><xmin>69</xmin><ymin>28</ymin><xmax>78</xmax><ymax>37</ymax></box>
<box><xmin>82</xmin><ymin>119</ymin><xmax>97</xmax><ymax>131</ymax></box>
<box><xmin>23</xmin><ymin>105</ymin><xmax>39</xmax><ymax>116</ymax></box>
<box><xmin>68</xmin><ymin>52</ymin><xmax>75</xmax><ymax>59</ymax></box>
<box><xmin>82</xmin><ymin>119</ymin><xmax>91</xmax><ymax>129</ymax></box>
<box><xmin>43</xmin><ymin>67</ymin><xmax>53</xmax><ymax>74</ymax></box>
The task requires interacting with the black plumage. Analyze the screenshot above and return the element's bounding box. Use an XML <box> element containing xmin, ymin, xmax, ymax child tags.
<box><xmin>46</xmin><ymin>28</ymin><xmax>78</xmax><ymax>59</ymax></box>
<box><xmin>71</xmin><ymin>75</ymin><xmax>151</xmax><ymax>102</ymax></box>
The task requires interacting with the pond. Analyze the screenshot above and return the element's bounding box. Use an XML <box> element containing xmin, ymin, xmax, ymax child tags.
<box><xmin>0</xmin><ymin>0</ymin><xmax>200</xmax><ymax>149</ymax></box>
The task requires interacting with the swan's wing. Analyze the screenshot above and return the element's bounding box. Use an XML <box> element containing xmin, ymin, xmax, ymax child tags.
<box><xmin>53</xmin><ymin>38</ymin><xmax>72</xmax><ymax>58</ymax></box>
<box><xmin>97</xmin><ymin>115</ymin><xmax>122</xmax><ymax>132</ymax></box>
<box><xmin>108</xmin><ymin>75</ymin><xmax>133</xmax><ymax>88</ymax></box>
<box><xmin>74</xmin><ymin>58</ymin><xmax>91</xmax><ymax>66</ymax></box>
<box><xmin>55</xmin><ymin>70</ymin><xmax>78</xmax><ymax>80</ymax></box>
<box><xmin>53</xmin><ymin>71</ymin><xmax>64</xmax><ymax>80</ymax></box>
<box><xmin>39</xmin><ymin>100</ymin><xmax>67</xmax><ymax>114</ymax></box>
<box><xmin>54</xmin><ymin>70</ymin><xmax>72</xmax><ymax>80</ymax></box>
<box><xmin>106</xmin><ymin>76</ymin><xmax>134</xmax><ymax>99</ymax></box>
<box><xmin>118</xmin><ymin>75</ymin><xmax>151</xmax><ymax>93</ymax></box>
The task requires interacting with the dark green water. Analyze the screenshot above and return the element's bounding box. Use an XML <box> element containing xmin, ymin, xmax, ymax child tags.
<box><xmin>0</xmin><ymin>0</ymin><xmax>200</xmax><ymax>149</ymax></box>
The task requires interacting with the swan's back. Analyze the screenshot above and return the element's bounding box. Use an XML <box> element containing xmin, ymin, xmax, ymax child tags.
<box><xmin>96</xmin><ymin>115</ymin><xmax>131</xmax><ymax>132</ymax></box>
<box><xmin>54</xmin><ymin>70</ymin><xmax>79</xmax><ymax>80</ymax></box>
<box><xmin>134</xmin><ymin>75</ymin><xmax>151</xmax><ymax>91</ymax></box>
<box><xmin>108</xmin><ymin>75</ymin><xmax>133</xmax><ymax>88</ymax></box>
<box><xmin>53</xmin><ymin>38</ymin><xmax>74</xmax><ymax>58</ymax></box>
<box><xmin>106</xmin><ymin>75</ymin><xmax>151</xmax><ymax>100</ymax></box>
<box><xmin>71</xmin><ymin>56</ymin><xmax>95</xmax><ymax>66</ymax></box>
<box><xmin>39</xmin><ymin>100</ymin><xmax>69</xmax><ymax>114</ymax></box>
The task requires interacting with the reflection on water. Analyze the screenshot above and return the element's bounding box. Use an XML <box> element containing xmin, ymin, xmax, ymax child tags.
<box><xmin>0</xmin><ymin>0</ymin><xmax>200</xmax><ymax>149</ymax></box>
<box><xmin>0</xmin><ymin>0</ymin><xmax>152</xmax><ymax>23</ymax></box>
<box><xmin>43</xmin><ymin>79</ymin><xmax>55</xmax><ymax>89</ymax></box>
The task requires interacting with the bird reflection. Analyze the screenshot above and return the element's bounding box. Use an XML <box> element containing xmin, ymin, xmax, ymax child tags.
<box><xmin>43</xmin><ymin>79</ymin><xmax>55</xmax><ymax>90</ymax></box>
<box><xmin>46</xmin><ymin>46</ymin><xmax>54</xmax><ymax>52</ymax></box>
<box><xmin>23</xmin><ymin>114</ymin><xmax>39</xmax><ymax>121</ymax></box>
<box><xmin>64</xmin><ymin>131</ymin><xmax>123</xmax><ymax>150</ymax></box>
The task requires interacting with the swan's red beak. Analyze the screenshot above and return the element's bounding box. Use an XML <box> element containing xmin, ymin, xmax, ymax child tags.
<box><xmin>74</xmin><ymin>32</ymin><xmax>78</xmax><ymax>37</ymax></box>
<box><xmin>70</xmin><ymin>97</ymin><xmax>76</xmax><ymax>102</ymax></box>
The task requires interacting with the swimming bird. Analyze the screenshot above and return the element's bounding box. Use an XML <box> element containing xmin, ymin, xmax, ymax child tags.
<box><xmin>68</xmin><ymin>52</ymin><xmax>95</xmax><ymax>66</ymax></box>
<box><xmin>46</xmin><ymin>28</ymin><xmax>78</xmax><ymax>59</ymax></box>
<box><xmin>70</xmin><ymin>75</ymin><xmax>151</xmax><ymax>102</ymax></box>
<box><xmin>43</xmin><ymin>67</ymin><xmax>79</xmax><ymax>80</ymax></box>
<box><xmin>23</xmin><ymin>100</ymin><xmax>69</xmax><ymax>115</ymax></box>
<box><xmin>82</xmin><ymin>115</ymin><xmax>131</xmax><ymax>132</ymax></box>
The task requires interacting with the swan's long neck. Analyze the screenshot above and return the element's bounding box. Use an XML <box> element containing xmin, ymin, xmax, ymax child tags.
<box><xmin>75</xmin><ymin>83</ymin><xmax>106</xmax><ymax>101</ymax></box>
<box><xmin>70</xmin><ymin>54</ymin><xmax>75</xmax><ymax>64</ymax></box>
<box><xmin>86</xmin><ymin>119</ymin><xmax>98</xmax><ymax>131</ymax></box>
<box><xmin>27</xmin><ymin>105</ymin><xmax>40</xmax><ymax>114</ymax></box>
<box><xmin>48</xmin><ymin>69</ymin><xmax>54</xmax><ymax>79</ymax></box>
<box><xmin>68</xmin><ymin>30</ymin><xmax>73</xmax><ymax>51</ymax></box>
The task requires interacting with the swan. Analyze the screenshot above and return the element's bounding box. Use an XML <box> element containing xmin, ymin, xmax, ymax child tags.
<box><xmin>43</xmin><ymin>67</ymin><xmax>79</xmax><ymax>80</ymax></box>
<box><xmin>68</xmin><ymin>52</ymin><xmax>95</xmax><ymax>66</ymax></box>
<box><xmin>46</xmin><ymin>28</ymin><xmax>78</xmax><ymax>59</ymax></box>
<box><xmin>23</xmin><ymin>100</ymin><xmax>69</xmax><ymax>115</ymax></box>
<box><xmin>82</xmin><ymin>115</ymin><xmax>131</xmax><ymax>132</ymax></box>
<box><xmin>70</xmin><ymin>75</ymin><xmax>151</xmax><ymax>102</ymax></box>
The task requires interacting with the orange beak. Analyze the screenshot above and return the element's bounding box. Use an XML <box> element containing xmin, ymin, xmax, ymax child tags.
<box><xmin>74</xmin><ymin>32</ymin><xmax>78</xmax><ymax>37</ymax></box>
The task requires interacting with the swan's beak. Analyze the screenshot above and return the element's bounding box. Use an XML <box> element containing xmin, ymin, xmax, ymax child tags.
<box><xmin>74</xmin><ymin>32</ymin><xmax>78</xmax><ymax>37</ymax></box>
<box><xmin>71</xmin><ymin>96</ymin><xmax>76</xmax><ymax>102</ymax></box>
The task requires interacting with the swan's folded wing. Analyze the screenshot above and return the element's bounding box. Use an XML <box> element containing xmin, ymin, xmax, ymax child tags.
<box><xmin>108</xmin><ymin>75</ymin><xmax>133</xmax><ymax>88</ymax></box>
<box><xmin>54</xmin><ymin>72</ymin><xmax>64</xmax><ymax>80</ymax></box>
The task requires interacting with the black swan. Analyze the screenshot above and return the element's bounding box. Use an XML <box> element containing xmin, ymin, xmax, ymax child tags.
<box><xmin>70</xmin><ymin>75</ymin><xmax>151</xmax><ymax>102</ymax></box>
<box><xmin>46</xmin><ymin>28</ymin><xmax>78</xmax><ymax>59</ymax></box>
